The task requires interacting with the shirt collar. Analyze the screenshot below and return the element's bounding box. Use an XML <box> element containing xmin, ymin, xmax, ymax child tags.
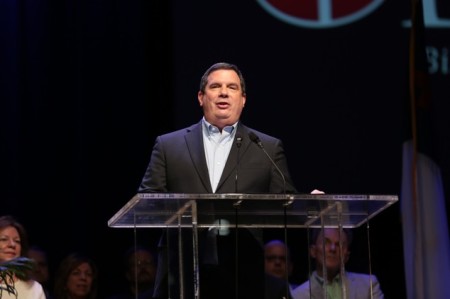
<box><xmin>312</xmin><ymin>270</ymin><xmax>342</xmax><ymax>285</ymax></box>
<box><xmin>202</xmin><ymin>117</ymin><xmax>237</xmax><ymax>136</ymax></box>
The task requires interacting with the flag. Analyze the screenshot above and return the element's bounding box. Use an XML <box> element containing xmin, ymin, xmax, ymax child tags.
<box><xmin>401</xmin><ymin>0</ymin><xmax>450</xmax><ymax>298</ymax></box>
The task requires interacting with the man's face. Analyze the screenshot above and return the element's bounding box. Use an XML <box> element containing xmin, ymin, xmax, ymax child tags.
<box><xmin>264</xmin><ymin>243</ymin><xmax>292</xmax><ymax>279</ymax></box>
<box><xmin>28</xmin><ymin>249</ymin><xmax>50</xmax><ymax>283</ymax></box>
<box><xmin>310</xmin><ymin>228</ymin><xmax>350</xmax><ymax>275</ymax></box>
<box><xmin>126</xmin><ymin>250</ymin><xmax>156</xmax><ymax>285</ymax></box>
<box><xmin>198</xmin><ymin>69</ymin><xmax>246</xmax><ymax>130</ymax></box>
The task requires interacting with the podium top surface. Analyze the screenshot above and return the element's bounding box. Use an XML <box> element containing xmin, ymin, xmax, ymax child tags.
<box><xmin>108</xmin><ymin>193</ymin><xmax>398</xmax><ymax>229</ymax></box>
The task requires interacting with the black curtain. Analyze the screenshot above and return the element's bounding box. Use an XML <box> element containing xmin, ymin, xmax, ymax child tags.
<box><xmin>2</xmin><ymin>1</ymin><xmax>450</xmax><ymax>298</ymax></box>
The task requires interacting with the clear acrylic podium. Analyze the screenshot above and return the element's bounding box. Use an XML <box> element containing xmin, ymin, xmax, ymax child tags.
<box><xmin>108</xmin><ymin>193</ymin><xmax>397</xmax><ymax>299</ymax></box>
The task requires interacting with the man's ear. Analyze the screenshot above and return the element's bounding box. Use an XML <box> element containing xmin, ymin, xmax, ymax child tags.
<box><xmin>198</xmin><ymin>91</ymin><xmax>204</xmax><ymax>106</ymax></box>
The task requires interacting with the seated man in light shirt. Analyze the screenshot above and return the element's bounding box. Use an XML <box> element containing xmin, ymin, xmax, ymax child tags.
<box><xmin>291</xmin><ymin>228</ymin><xmax>384</xmax><ymax>299</ymax></box>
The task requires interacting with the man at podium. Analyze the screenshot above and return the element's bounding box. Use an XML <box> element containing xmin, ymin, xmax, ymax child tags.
<box><xmin>138</xmin><ymin>62</ymin><xmax>297</xmax><ymax>299</ymax></box>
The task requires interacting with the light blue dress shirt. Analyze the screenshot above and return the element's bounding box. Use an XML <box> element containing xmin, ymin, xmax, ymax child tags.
<box><xmin>202</xmin><ymin>118</ymin><xmax>237</xmax><ymax>193</ymax></box>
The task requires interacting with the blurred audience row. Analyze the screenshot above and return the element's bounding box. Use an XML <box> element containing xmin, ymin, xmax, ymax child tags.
<box><xmin>0</xmin><ymin>215</ymin><xmax>156</xmax><ymax>299</ymax></box>
<box><xmin>0</xmin><ymin>214</ymin><xmax>383</xmax><ymax>299</ymax></box>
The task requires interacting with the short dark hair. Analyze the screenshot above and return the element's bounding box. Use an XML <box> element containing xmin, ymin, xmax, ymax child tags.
<box><xmin>264</xmin><ymin>239</ymin><xmax>293</xmax><ymax>261</ymax></box>
<box><xmin>123</xmin><ymin>245</ymin><xmax>156</xmax><ymax>269</ymax></box>
<box><xmin>199</xmin><ymin>62</ymin><xmax>246</xmax><ymax>95</ymax></box>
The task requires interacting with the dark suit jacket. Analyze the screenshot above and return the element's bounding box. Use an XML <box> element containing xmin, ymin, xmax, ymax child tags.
<box><xmin>139</xmin><ymin>121</ymin><xmax>296</xmax><ymax>194</ymax></box>
<box><xmin>139</xmin><ymin>120</ymin><xmax>297</xmax><ymax>299</ymax></box>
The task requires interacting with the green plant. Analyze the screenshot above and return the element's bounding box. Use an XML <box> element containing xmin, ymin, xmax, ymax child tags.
<box><xmin>0</xmin><ymin>257</ymin><xmax>34</xmax><ymax>299</ymax></box>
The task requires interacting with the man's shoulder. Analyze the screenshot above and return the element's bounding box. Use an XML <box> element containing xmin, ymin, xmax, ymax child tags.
<box><xmin>239</xmin><ymin>124</ymin><xmax>280</xmax><ymax>143</ymax></box>
<box><xmin>345</xmin><ymin>271</ymin><xmax>384</xmax><ymax>298</ymax></box>
<box><xmin>159</xmin><ymin>122</ymin><xmax>201</xmax><ymax>139</ymax></box>
<box><xmin>345</xmin><ymin>271</ymin><xmax>382</xmax><ymax>290</ymax></box>
<box><xmin>290</xmin><ymin>279</ymin><xmax>312</xmax><ymax>299</ymax></box>
<box><xmin>346</xmin><ymin>271</ymin><xmax>379</xmax><ymax>281</ymax></box>
<box><xmin>291</xmin><ymin>279</ymin><xmax>311</xmax><ymax>293</ymax></box>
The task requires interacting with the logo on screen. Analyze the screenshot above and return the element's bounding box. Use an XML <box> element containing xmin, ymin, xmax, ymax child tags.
<box><xmin>256</xmin><ymin>0</ymin><xmax>384</xmax><ymax>29</ymax></box>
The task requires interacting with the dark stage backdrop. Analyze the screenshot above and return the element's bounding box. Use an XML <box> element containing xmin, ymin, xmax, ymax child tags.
<box><xmin>1</xmin><ymin>1</ymin><xmax>449</xmax><ymax>298</ymax></box>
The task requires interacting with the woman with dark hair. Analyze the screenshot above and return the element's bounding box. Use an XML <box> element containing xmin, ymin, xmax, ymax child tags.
<box><xmin>53</xmin><ymin>253</ymin><xmax>98</xmax><ymax>299</ymax></box>
<box><xmin>0</xmin><ymin>215</ymin><xmax>46</xmax><ymax>299</ymax></box>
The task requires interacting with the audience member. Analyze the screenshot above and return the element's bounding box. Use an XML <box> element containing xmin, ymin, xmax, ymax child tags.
<box><xmin>291</xmin><ymin>228</ymin><xmax>384</xmax><ymax>299</ymax></box>
<box><xmin>53</xmin><ymin>252</ymin><xmax>98</xmax><ymax>299</ymax></box>
<box><xmin>108</xmin><ymin>245</ymin><xmax>156</xmax><ymax>299</ymax></box>
<box><xmin>28</xmin><ymin>245</ymin><xmax>52</xmax><ymax>299</ymax></box>
<box><xmin>0</xmin><ymin>215</ymin><xmax>46</xmax><ymax>299</ymax></box>
<box><xmin>264</xmin><ymin>239</ymin><xmax>299</xmax><ymax>292</ymax></box>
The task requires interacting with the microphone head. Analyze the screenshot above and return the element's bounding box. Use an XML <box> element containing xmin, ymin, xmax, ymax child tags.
<box><xmin>248</xmin><ymin>131</ymin><xmax>264</xmax><ymax>148</ymax></box>
<box><xmin>248</xmin><ymin>131</ymin><xmax>286</xmax><ymax>192</ymax></box>
<box><xmin>248</xmin><ymin>131</ymin><xmax>260</xmax><ymax>143</ymax></box>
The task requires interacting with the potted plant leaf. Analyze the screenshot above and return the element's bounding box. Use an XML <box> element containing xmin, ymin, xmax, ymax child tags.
<box><xmin>0</xmin><ymin>257</ymin><xmax>34</xmax><ymax>299</ymax></box>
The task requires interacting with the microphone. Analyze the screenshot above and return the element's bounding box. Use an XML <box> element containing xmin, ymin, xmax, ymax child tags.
<box><xmin>235</xmin><ymin>133</ymin><xmax>243</xmax><ymax>193</ymax></box>
<box><xmin>233</xmin><ymin>133</ymin><xmax>243</xmax><ymax>298</ymax></box>
<box><xmin>248</xmin><ymin>131</ymin><xmax>286</xmax><ymax>194</ymax></box>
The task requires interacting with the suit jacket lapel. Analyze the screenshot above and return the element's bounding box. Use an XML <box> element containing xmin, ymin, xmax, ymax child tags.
<box><xmin>185</xmin><ymin>122</ymin><xmax>213</xmax><ymax>193</ymax></box>
<box><xmin>344</xmin><ymin>272</ymin><xmax>355</xmax><ymax>299</ymax></box>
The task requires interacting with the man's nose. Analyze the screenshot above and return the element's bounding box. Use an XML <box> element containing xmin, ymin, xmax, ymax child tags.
<box><xmin>219</xmin><ymin>86</ymin><xmax>228</xmax><ymax>95</ymax></box>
